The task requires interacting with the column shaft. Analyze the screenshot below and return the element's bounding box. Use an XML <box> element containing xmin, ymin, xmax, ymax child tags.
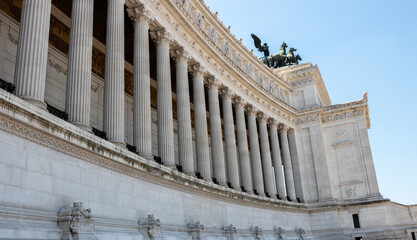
<box><xmin>14</xmin><ymin>0</ymin><xmax>52</xmax><ymax>109</ymax></box>
<box><xmin>235</xmin><ymin>100</ymin><xmax>253</xmax><ymax>193</ymax></box>
<box><xmin>280</xmin><ymin>126</ymin><xmax>297</xmax><ymax>201</ymax></box>
<box><xmin>222</xmin><ymin>91</ymin><xmax>239</xmax><ymax>189</ymax></box>
<box><xmin>155</xmin><ymin>29</ymin><xmax>175</xmax><ymax>167</ymax></box>
<box><xmin>208</xmin><ymin>80</ymin><xmax>226</xmax><ymax>186</ymax></box>
<box><xmin>128</xmin><ymin>6</ymin><xmax>153</xmax><ymax>158</ymax></box>
<box><xmin>104</xmin><ymin>0</ymin><xmax>125</xmax><ymax>146</ymax></box>
<box><xmin>247</xmin><ymin>107</ymin><xmax>265</xmax><ymax>196</ymax></box>
<box><xmin>175</xmin><ymin>49</ymin><xmax>194</xmax><ymax>174</ymax></box>
<box><xmin>258</xmin><ymin>115</ymin><xmax>276</xmax><ymax>198</ymax></box>
<box><xmin>66</xmin><ymin>0</ymin><xmax>94</xmax><ymax>131</ymax></box>
<box><xmin>269</xmin><ymin>122</ymin><xmax>286</xmax><ymax>200</ymax></box>
<box><xmin>192</xmin><ymin>65</ymin><xmax>212</xmax><ymax>181</ymax></box>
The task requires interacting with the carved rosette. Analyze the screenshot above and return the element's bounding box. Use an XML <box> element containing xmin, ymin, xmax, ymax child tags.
<box><xmin>127</xmin><ymin>4</ymin><xmax>153</xmax><ymax>24</ymax></box>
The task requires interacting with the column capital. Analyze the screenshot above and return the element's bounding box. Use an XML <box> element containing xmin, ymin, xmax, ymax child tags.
<box><xmin>206</xmin><ymin>76</ymin><xmax>220</xmax><ymax>90</ymax></box>
<box><xmin>191</xmin><ymin>63</ymin><xmax>206</xmax><ymax>76</ymax></box>
<box><xmin>279</xmin><ymin>124</ymin><xmax>290</xmax><ymax>133</ymax></box>
<box><xmin>245</xmin><ymin>104</ymin><xmax>258</xmax><ymax>115</ymax></box>
<box><xmin>172</xmin><ymin>47</ymin><xmax>191</xmax><ymax>63</ymax></box>
<box><xmin>219</xmin><ymin>87</ymin><xmax>233</xmax><ymax>100</ymax></box>
<box><xmin>127</xmin><ymin>4</ymin><xmax>153</xmax><ymax>24</ymax></box>
<box><xmin>268</xmin><ymin>118</ymin><xmax>279</xmax><ymax>128</ymax></box>
<box><xmin>256</xmin><ymin>112</ymin><xmax>268</xmax><ymax>122</ymax></box>
<box><xmin>150</xmin><ymin>28</ymin><xmax>173</xmax><ymax>45</ymax></box>
<box><xmin>232</xmin><ymin>96</ymin><xmax>245</xmax><ymax>108</ymax></box>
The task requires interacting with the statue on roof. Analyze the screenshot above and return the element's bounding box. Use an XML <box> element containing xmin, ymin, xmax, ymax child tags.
<box><xmin>251</xmin><ymin>34</ymin><xmax>301</xmax><ymax>68</ymax></box>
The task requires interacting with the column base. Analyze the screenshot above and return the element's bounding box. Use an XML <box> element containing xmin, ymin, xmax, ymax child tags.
<box><xmin>139</xmin><ymin>153</ymin><xmax>154</xmax><ymax>160</ymax></box>
<box><xmin>73</xmin><ymin>122</ymin><xmax>93</xmax><ymax>132</ymax></box>
<box><xmin>110</xmin><ymin>140</ymin><xmax>127</xmax><ymax>148</ymax></box>
<box><xmin>203</xmin><ymin>177</ymin><xmax>213</xmax><ymax>183</ymax></box>
<box><xmin>184</xmin><ymin>171</ymin><xmax>196</xmax><ymax>177</ymax></box>
<box><xmin>21</xmin><ymin>97</ymin><xmax>47</xmax><ymax>110</ymax></box>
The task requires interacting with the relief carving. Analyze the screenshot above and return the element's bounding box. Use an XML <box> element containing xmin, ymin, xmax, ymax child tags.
<box><xmin>58</xmin><ymin>202</ymin><xmax>97</xmax><ymax>240</ymax></box>
<box><xmin>139</xmin><ymin>214</ymin><xmax>163</xmax><ymax>240</ymax></box>
<box><xmin>252</xmin><ymin>226</ymin><xmax>263</xmax><ymax>240</ymax></box>
<box><xmin>295</xmin><ymin>228</ymin><xmax>305</xmax><ymax>240</ymax></box>
<box><xmin>321</xmin><ymin>110</ymin><xmax>364</xmax><ymax>123</ymax></box>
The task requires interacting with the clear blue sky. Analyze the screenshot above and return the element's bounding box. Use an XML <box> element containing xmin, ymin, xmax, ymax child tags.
<box><xmin>205</xmin><ymin>0</ymin><xmax>417</xmax><ymax>205</ymax></box>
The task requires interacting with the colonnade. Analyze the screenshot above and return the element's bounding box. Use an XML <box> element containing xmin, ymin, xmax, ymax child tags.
<box><xmin>12</xmin><ymin>0</ymin><xmax>301</xmax><ymax>201</ymax></box>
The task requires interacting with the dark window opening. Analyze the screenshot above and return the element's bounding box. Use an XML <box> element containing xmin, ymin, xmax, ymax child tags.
<box><xmin>412</xmin><ymin>232</ymin><xmax>416</xmax><ymax>240</ymax></box>
<box><xmin>353</xmin><ymin>214</ymin><xmax>361</xmax><ymax>228</ymax></box>
<box><xmin>355</xmin><ymin>237</ymin><xmax>363</xmax><ymax>240</ymax></box>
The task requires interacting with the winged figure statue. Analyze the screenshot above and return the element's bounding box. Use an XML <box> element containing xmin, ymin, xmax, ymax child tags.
<box><xmin>251</xmin><ymin>34</ymin><xmax>270</xmax><ymax>57</ymax></box>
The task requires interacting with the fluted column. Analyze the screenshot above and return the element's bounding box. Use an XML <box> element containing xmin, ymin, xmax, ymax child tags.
<box><xmin>247</xmin><ymin>105</ymin><xmax>265</xmax><ymax>196</ymax></box>
<box><xmin>207</xmin><ymin>77</ymin><xmax>226</xmax><ymax>186</ymax></box>
<box><xmin>221</xmin><ymin>89</ymin><xmax>239</xmax><ymax>189</ymax></box>
<box><xmin>279</xmin><ymin>125</ymin><xmax>297</xmax><ymax>201</ymax></box>
<box><xmin>192</xmin><ymin>64</ymin><xmax>211</xmax><ymax>182</ymax></box>
<box><xmin>151</xmin><ymin>28</ymin><xmax>175</xmax><ymax>167</ymax></box>
<box><xmin>258</xmin><ymin>113</ymin><xmax>276</xmax><ymax>198</ymax></box>
<box><xmin>65</xmin><ymin>0</ymin><xmax>94</xmax><ymax>131</ymax></box>
<box><xmin>173</xmin><ymin>48</ymin><xmax>194</xmax><ymax>174</ymax></box>
<box><xmin>104</xmin><ymin>0</ymin><xmax>125</xmax><ymax>147</ymax></box>
<box><xmin>268</xmin><ymin>119</ymin><xmax>286</xmax><ymax>200</ymax></box>
<box><xmin>234</xmin><ymin>98</ymin><xmax>253</xmax><ymax>194</ymax></box>
<box><xmin>14</xmin><ymin>0</ymin><xmax>52</xmax><ymax>109</ymax></box>
<box><xmin>127</xmin><ymin>6</ymin><xmax>153</xmax><ymax>158</ymax></box>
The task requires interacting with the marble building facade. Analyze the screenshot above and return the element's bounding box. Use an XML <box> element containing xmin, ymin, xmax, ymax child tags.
<box><xmin>0</xmin><ymin>0</ymin><xmax>415</xmax><ymax>239</ymax></box>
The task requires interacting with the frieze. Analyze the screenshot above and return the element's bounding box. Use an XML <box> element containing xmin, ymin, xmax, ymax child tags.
<box><xmin>321</xmin><ymin>110</ymin><xmax>364</xmax><ymax>123</ymax></box>
<box><xmin>297</xmin><ymin>113</ymin><xmax>319</xmax><ymax>124</ymax></box>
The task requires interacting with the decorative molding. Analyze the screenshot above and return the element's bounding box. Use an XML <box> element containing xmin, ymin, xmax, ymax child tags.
<box><xmin>321</xmin><ymin>110</ymin><xmax>364</xmax><ymax>123</ymax></box>
<box><xmin>47</xmin><ymin>54</ymin><xmax>67</xmax><ymax>75</ymax></box>
<box><xmin>297</xmin><ymin>113</ymin><xmax>319</xmax><ymax>124</ymax></box>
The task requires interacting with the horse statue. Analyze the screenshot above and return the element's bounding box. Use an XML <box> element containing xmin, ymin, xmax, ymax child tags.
<box><xmin>251</xmin><ymin>34</ymin><xmax>302</xmax><ymax>68</ymax></box>
<box><xmin>285</xmin><ymin>48</ymin><xmax>302</xmax><ymax>65</ymax></box>
<box><xmin>266</xmin><ymin>42</ymin><xmax>288</xmax><ymax>68</ymax></box>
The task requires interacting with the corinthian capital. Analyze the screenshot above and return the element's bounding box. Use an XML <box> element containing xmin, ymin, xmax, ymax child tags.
<box><xmin>220</xmin><ymin>87</ymin><xmax>233</xmax><ymax>100</ymax></box>
<box><xmin>191</xmin><ymin>63</ymin><xmax>206</xmax><ymax>76</ymax></box>
<box><xmin>278</xmin><ymin>124</ymin><xmax>290</xmax><ymax>133</ymax></box>
<box><xmin>232</xmin><ymin>96</ymin><xmax>245</xmax><ymax>108</ymax></box>
<box><xmin>257</xmin><ymin>112</ymin><xmax>268</xmax><ymax>122</ymax></box>
<box><xmin>172</xmin><ymin>47</ymin><xmax>190</xmax><ymax>63</ymax></box>
<box><xmin>150</xmin><ymin>28</ymin><xmax>173</xmax><ymax>45</ymax></box>
<box><xmin>268</xmin><ymin>118</ymin><xmax>279</xmax><ymax>128</ymax></box>
<box><xmin>206</xmin><ymin>76</ymin><xmax>220</xmax><ymax>90</ymax></box>
<box><xmin>245</xmin><ymin>104</ymin><xmax>258</xmax><ymax>115</ymax></box>
<box><xmin>127</xmin><ymin>5</ymin><xmax>153</xmax><ymax>23</ymax></box>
